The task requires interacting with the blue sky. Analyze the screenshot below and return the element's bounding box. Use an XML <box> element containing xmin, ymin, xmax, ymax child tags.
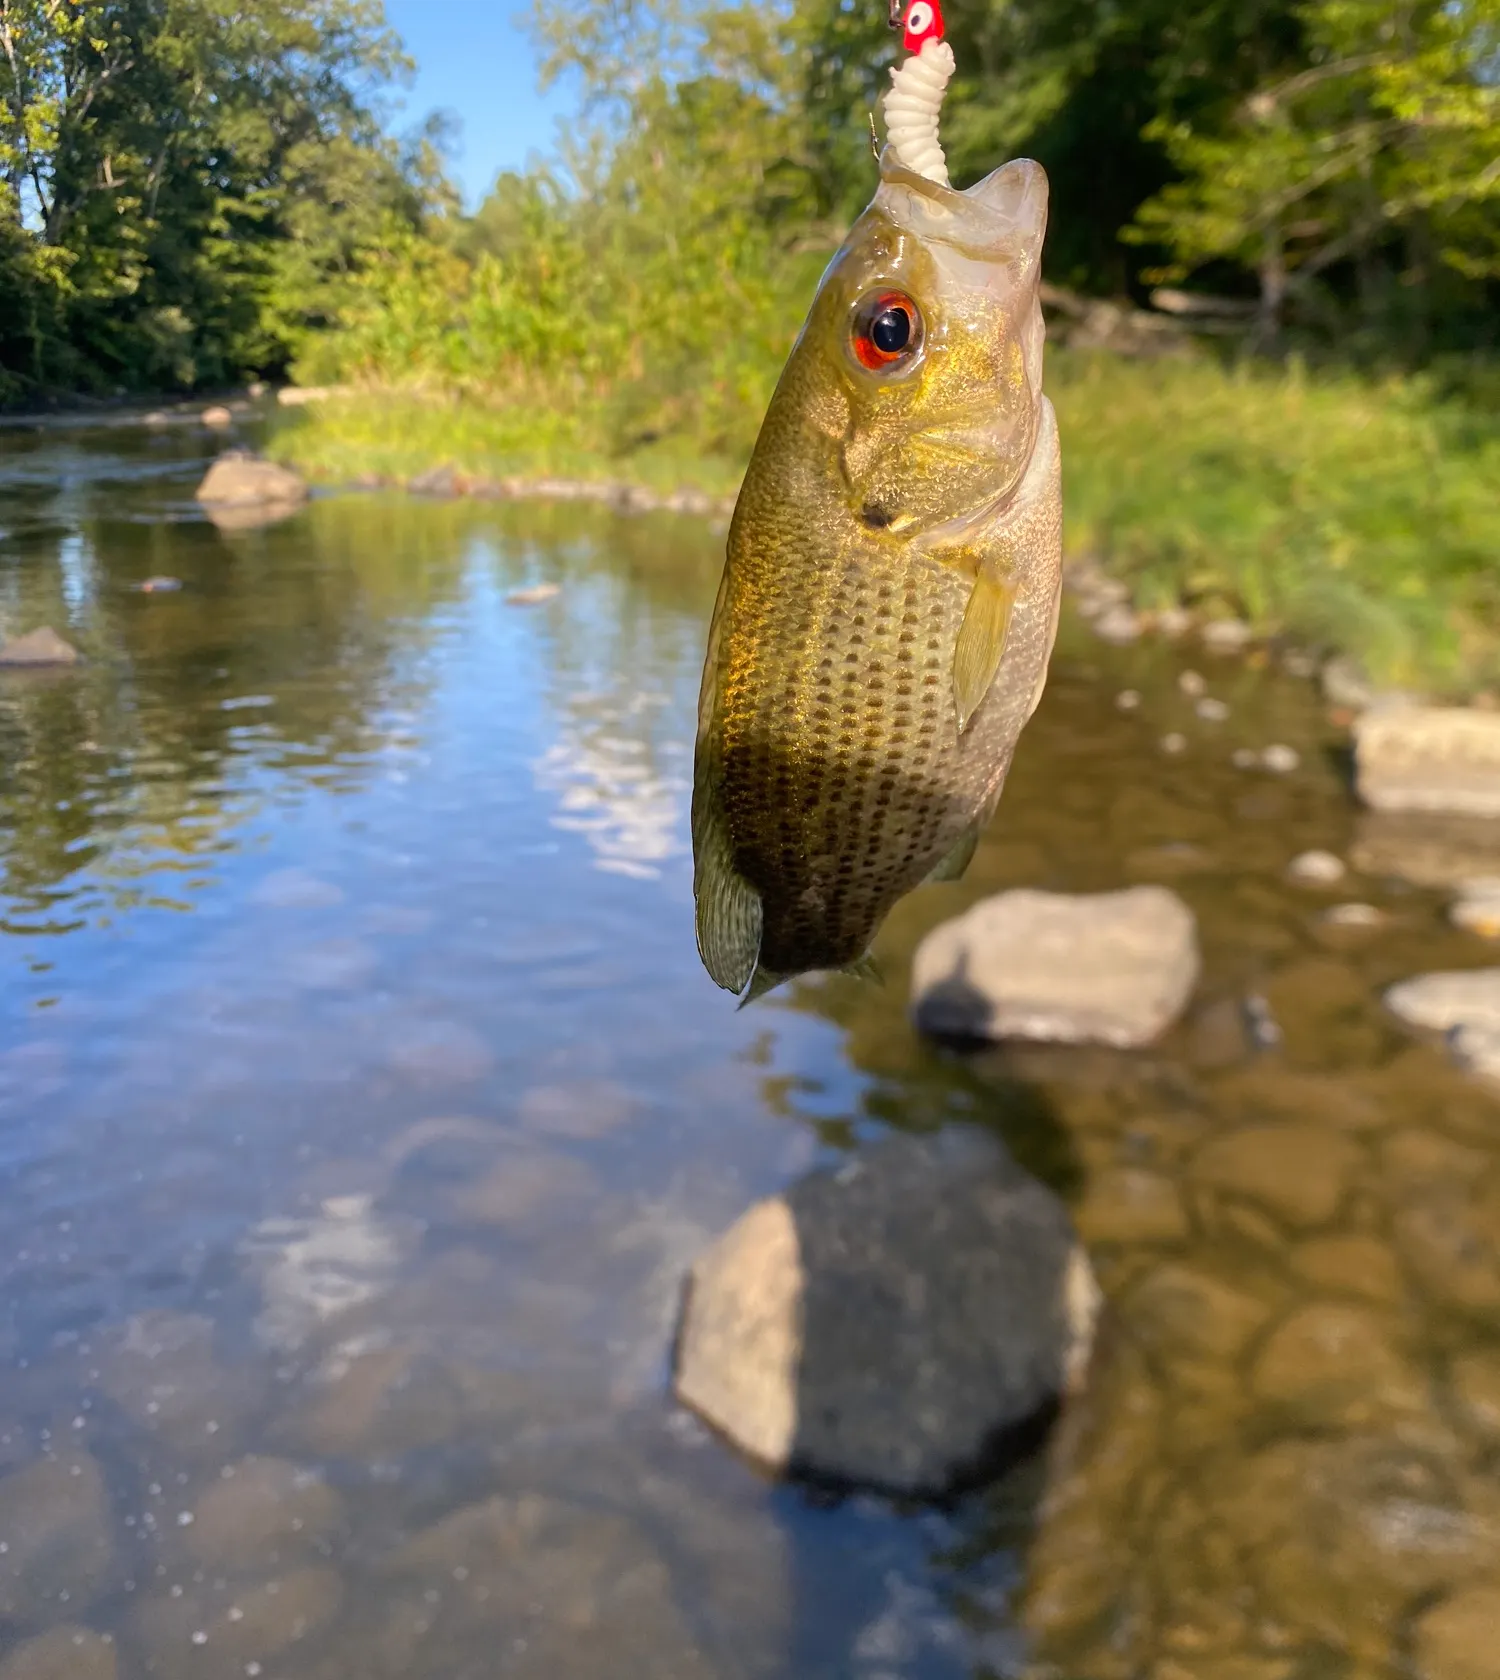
<box><xmin>382</xmin><ymin>1</ymin><xmax>574</xmax><ymax>208</ymax></box>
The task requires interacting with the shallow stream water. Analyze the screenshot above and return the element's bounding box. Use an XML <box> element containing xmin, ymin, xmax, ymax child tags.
<box><xmin>1</xmin><ymin>421</ymin><xmax>1498</xmax><ymax>1680</ymax></box>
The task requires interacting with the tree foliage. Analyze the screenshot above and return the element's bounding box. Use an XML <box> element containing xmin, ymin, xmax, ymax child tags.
<box><xmin>0</xmin><ymin>0</ymin><xmax>446</xmax><ymax>399</ymax></box>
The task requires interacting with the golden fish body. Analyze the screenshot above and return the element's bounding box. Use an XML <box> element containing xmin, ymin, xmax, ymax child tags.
<box><xmin>693</xmin><ymin>151</ymin><xmax>1062</xmax><ymax>1001</ymax></box>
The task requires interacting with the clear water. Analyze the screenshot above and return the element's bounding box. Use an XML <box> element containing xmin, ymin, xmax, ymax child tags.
<box><xmin>2</xmin><ymin>419</ymin><xmax>1497</xmax><ymax>1680</ymax></box>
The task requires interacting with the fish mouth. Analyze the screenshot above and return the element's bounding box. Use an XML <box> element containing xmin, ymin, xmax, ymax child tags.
<box><xmin>874</xmin><ymin>149</ymin><xmax>1048</xmax><ymax>269</ymax></box>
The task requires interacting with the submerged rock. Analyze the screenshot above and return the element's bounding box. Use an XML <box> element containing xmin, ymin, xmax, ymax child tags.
<box><xmin>406</xmin><ymin>463</ymin><xmax>459</xmax><ymax>496</ymax></box>
<box><xmin>1414</xmin><ymin>1588</ymin><xmax>1500</xmax><ymax>1680</ymax></box>
<box><xmin>0</xmin><ymin>1454</ymin><xmax>116</xmax><ymax>1620</ymax></box>
<box><xmin>1356</xmin><ymin>708</ymin><xmax>1500</xmax><ymax>816</ymax></box>
<box><xmin>912</xmin><ymin>885</ymin><xmax>1199</xmax><ymax>1047</ymax></box>
<box><xmin>0</xmin><ymin>1628</ymin><xmax>117</xmax><ymax>1680</ymax></box>
<box><xmin>1091</xmin><ymin>603</ymin><xmax>1141</xmax><ymax>644</ymax></box>
<box><xmin>0</xmin><ymin>626</ymin><xmax>80</xmax><ymax>667</ymax></box>
<box><xmin>1353</xmin><ymin>810</ymin><xmax>1500</xmax><ymax>889</ymax></box>
<box><xmin>672</xmin><ymin>1128</ymin><xmax>1098</xmax><ymax>1496</ymax></box>
<box><xmin>196</xmin><ymin>450</ymin><xmax>307</xmax><ymax>511</ymax></box>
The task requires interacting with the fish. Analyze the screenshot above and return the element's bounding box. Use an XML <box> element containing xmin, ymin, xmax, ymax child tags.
<box><xmin>691</xmin><ymin>144</ymin><xmax>1063</xmax><ymax>1004</ymax></box>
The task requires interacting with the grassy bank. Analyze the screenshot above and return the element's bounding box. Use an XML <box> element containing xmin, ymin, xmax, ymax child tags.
<box><xmin>270</xmin><ymin>350</ymin><xmax>1500</xmax><ymax>694</ymax></box>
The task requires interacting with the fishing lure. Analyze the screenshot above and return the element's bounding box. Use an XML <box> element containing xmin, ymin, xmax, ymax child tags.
<box><xmin>883</xmin><ymin>0</ymin><xmax>955</xmax><ymax>185</ymax></box>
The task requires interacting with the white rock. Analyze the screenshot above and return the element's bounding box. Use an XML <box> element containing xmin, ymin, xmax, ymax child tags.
<box><xmin>1201</xmin><ymin>618</ymin><xmax>1252</xmax><ymax>654</ymax></box>
<box><xmin>1261</xmin><ymin>743</ymin><xmax>1301</xmax><ymax>774</ymax></box>
<box><xmin>1195</xmin><ymin>697</ymin><xmax>1229</xmax><ymax>722</ymax></box>
<box><xmin>1452</xmin><ymin>882</ymin><xmax>1500</xmax><ymax>938</ymax></box>
<box><xmin>672</xmin><ymin>1129</ymin><xmax>1098</xmax><ymax>1495</ymax></box>
<box><xmin>1092</xmin><ymin>603</ymin><xmax>1142</xmax><ymax>644</ymax></box>
<box><xmin>912</xmin><ymin>885</ymin><xmax>1199</xmax><ymax>1047</ymax></box>
<box><xmin>1321</xmin><ymin>902</ymin><xmax>1387</xmax><ymax>929</ymax></box>
<box><xmin>1160</xmin><ymin>732</ymin><xmax>1187</xmax><ymax>756</ymax></box>
<box><xmin>1288</xmin><ymin>850</ymin><xmax>1347</xmax><ymax>887</ymax></box>
<box><xmin>1355</xmin><ymin>708</ymin><xmax>1500</xmax><ymax>815</ymax></box>
<box><xmin>1387</xmin><ymin>969</ymin><xmax>1500</xmax><ymax>1029</ymax></box>
<box><xmin>1115</xmin><ymin>689</ymin><xmax>1141</xmax><ymax>712</ymax></box>
<box><xmin>0</xmin><ymin>626</ymin><xmax>80</xmax><ymax>666</ymax></box>
<box><xmin>196</xmin><ymin>451</ymin><xmax>307</xmax><ymax>509</ymax></box>
<box><xmin>1178</xmin><ymin>670</ymin><xmax>1207</xmax><ymax>697</ymax></box>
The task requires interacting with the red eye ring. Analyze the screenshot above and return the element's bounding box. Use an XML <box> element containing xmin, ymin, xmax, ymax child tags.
<box><xmin>851</xmin><ymin>289</ymin><xmax>923</xmax><ymax>371</ymax></box>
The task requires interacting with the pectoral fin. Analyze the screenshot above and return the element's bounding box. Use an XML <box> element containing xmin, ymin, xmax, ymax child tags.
<box><xmin>923</xmin><ymin>822</ymin><xmax>981</xmax><ymax>885</ymax></box>
<box><xmin>952</xmin><ymin>573</ymin><xmax>1015</xmax><ymax>733</ymax></box>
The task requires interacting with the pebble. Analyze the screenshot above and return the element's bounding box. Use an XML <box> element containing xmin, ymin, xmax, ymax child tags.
<box><xmin>1178</xmin><ymin>670</ymin><xmax>1207</xmax><ymax>697</ymax></box>
<box><xmin>1154</xmin><ymin>606</ymin><xmax>1192</xmax><ymax>638</ymax></box>
<box><xmin>1450</xmin><ymin>881</ymin><xmax>1500</xmax><ymax>938</ymax></box>
<box><xmin>1232</xmin><ymin>748</ymin><xmax>1259</xmax><ymax>769</ymax></box>
<box><xmin>1092</xmin><ymin>604</ymin><xmax>1142</xmax><ymax>644</ymax></box>
<box><xmin>201</xmin><ymin>406</ymin><xmax>234</xmax><ymax>428</ymax></box>
<box><xmin>1195</xmin><ymin>697</ymin><xmax>1229</xmax><ymax>723</ymax></box>
<box><xmin>1160</xmin><ymin>732</ymin><xmax>1187</xmax><ymax>755</ymax></box>
<box><xmin>1288</xmin><ymin>850</ymin><xmax>1347</xmax><ymax>887</ymax></box>
<box><xmin>1115</xmin><ymin>689</ymin><xmax>1141</xmax><ymax>712</ymax></box>
<box><xmin>507</xmin><ymin>583</ymin><xmax>561</xmax><ymax>606</ymax></box>
<box><xmin>1201</xmin><ymin>617</ymin><xmax>1253</xmax><ymax>654</ymax></box>
<box><xmin>1321</xmin><ymin>902</ymin><xmax>1387</xmax><ymax>928</ymax></box>
<box><xmin>1261</xmin><ymin>743</ymin><xmax>1300</xmax><ymax>773</ymax></box>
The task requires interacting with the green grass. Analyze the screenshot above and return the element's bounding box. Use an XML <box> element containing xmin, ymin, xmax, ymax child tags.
<box><xmin>270</xmin><ymin>351</ymin><xmax>1500</xmax><ymax>694</ymax></box>
<box><xmin>268</xmin><ymin>391</ymin><xmax>746</xmax><ymax>500</ymax></box>
<box><xmin>1050</xmin><ymin>351</ymin><xmax>1500</xmax><ymax>694</ymax></box>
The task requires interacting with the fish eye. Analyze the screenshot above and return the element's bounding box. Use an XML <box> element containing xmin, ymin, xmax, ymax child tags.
<box><xmin>850</xmin><ymin>290</ymin><xmax>923</xmax><ymax>372</ymax></box>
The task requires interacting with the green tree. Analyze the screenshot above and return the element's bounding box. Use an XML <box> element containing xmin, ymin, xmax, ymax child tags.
<box><xmin>1132</xmin><ymin>0</ymin><xmax>1500</xmax><ymax>348</ymax></box>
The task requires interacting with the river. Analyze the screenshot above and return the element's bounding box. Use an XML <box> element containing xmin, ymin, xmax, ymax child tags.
<box><xmin>0</xmin><ymin>418</ymin><xmax>1496</xmax><ymax>1680</ymax></box>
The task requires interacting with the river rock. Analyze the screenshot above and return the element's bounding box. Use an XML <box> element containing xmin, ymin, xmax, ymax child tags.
<box><xmin>200</xmin><ymin>405</ymin><xmax>234</xmax><ymax>428</ymax></box>
<box><xmin>365</xmin><ymin>1492</ymin><xmax>717</xmax><ymax>1680</ymax></box>
<box><xmin>1190</xmin><ymin>1125</ymin><xmax>1361</xmax><ymax>1230</ymax></box>
<box><xmin>0</xmin><ymin>627</ymin><xmax>80</xmax><ymax>667</ymax></box>
<box><xmin>131</xmin><ymin>1566</ymin><xmax>342</xmax><ymax>1680</ymax></box>
<box><xmin>912</xmin><ymin>886</ymin><xmax>1198</xmax><ymax>1047</ymax></box>
<box><xmin>1386</xmin><ymin>972</ymin><xmax>1500</xmax><ymax>1082</ymax></box>
<box><xmin>1074</xmin><ymin>1168</ymin><xmax>1189</xmax><ymax>1246</ymax></box>
<box><xmin>179</xmin><ymin>1456</ymin><xmax>345</xmax><ymax>1573</ymax></box>
<box><xmin>1356</xmin><ymin>708</ymin><xmax>1500</xmax><ymax>815</ymax></box>
<box><xmin>1352</xmin><ymin>811</ymin><xmax>1500</xmax><ymax>889</ymax></box>
<box><xmin>195</xmin><ymin>451</ymin><xmax>307</xmax><ymax>510</ymax></box>
<box><xmin>1287</xmin><ymin>850</ymin><xmax>1346</xmax><ymax>887</ymax></box>
<box><xmin>407</xmin><ymin>463</ymin><xmax>458</xmax><ymax>496</ymax></box>
<box><xmin>1452</xmin><ymin>882</ymin><xmax>1500</xmax><ymax>938</ymax></box>
<box><xmin>1413</xmin><ymin>1587</ymin><xmax>1500</xmax><ymax>1680</ymax></box>
<box><xmin>0</xmin><ymin>1454</ymin><xmax>116</xmax><ymax>1619</ymax></box>
<box><xmin>1092</xmin><ymin>603</ymin><xmax>1142</xmax><ymax>644</ymax></box>
<box><xmin>1201</xmin><ymin>617</ymin><xmax>1252</xmax><ymax>654</ymax></box>
<box><xmin>1451</xmin><ymin>1350</ymin><xmax>1500</xmax><ymax>1443</ymax></box>
<box><xmin>0</xmin><ymin>1628</ymin><xmax>117</xmax><ymax>1680</ymax></box>
<box><xmin>672</xmin><ymin>1128</ymin><xmax>1099</xmax><ymax>1496</ymax></box>
<box><xmin>1250</xmin><ymin>1302</ymin><xmax>1426</xmax><ymax>1427</ymax></box>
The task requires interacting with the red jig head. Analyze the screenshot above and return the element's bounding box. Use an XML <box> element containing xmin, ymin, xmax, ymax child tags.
<box><xmin>901</xmin><ymin>0</ymin><xmax>945</xmax><ymax>52</ymax></box>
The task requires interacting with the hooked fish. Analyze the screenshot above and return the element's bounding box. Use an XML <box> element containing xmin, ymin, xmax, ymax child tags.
<box><xmin>691</xmin><ymin>128</ymin><xmax>1062</xmax><ymax>1003</ymax></box>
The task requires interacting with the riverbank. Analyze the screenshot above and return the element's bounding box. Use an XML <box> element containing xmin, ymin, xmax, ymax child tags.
<box><xmin>265</xmin><ymin>350</ymin><xmax>1500</xmax><ymax>696</ymax></box>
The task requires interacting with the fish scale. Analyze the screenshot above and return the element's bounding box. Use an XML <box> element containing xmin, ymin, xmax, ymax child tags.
<box><xmin>693</xmin><ymin>149</ymin><xmax>1062</xmax><ymax>1001</ymax></box>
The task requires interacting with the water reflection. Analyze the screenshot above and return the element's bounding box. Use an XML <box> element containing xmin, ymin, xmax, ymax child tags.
<box><xmin>2</xmin><ymin>421</ymin><xmax>1498</xmax><ymax>1678</ymax></box>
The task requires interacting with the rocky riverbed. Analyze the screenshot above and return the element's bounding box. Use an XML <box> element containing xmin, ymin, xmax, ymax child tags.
<box><xmin>4</xmin><ymin>422</ymin><xmax>1500</xmax><ymax>1678</ymax></box>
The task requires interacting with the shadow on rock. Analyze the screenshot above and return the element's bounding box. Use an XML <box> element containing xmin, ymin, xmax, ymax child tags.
<box><xmin>671</xmin><ymin>1125</ymin><xmax>1100</xmax><ymax>1504</ymax></box>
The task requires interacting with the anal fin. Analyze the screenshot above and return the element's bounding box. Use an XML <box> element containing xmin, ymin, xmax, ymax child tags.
<box><xmin>952</xmin><ymin>572</ymin><xmax>1016</xmax><ymax>733</ymax></box>
<box><xmin>922</xmin><ymin>823</ymin><xmax>981</xmax><ymax>885</ymax></box>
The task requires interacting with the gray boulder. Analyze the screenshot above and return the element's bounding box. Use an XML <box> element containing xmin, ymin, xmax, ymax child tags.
<box><xmin>196</xmin><ymin>450</ymin><xmax>307</xmax><ymax>510</ymax></box>
<box><xmin>672</xmin><ymin>1128</ymin><xmax>1099</xmax><ymax>1497</ymax></box>
<box><xmin>912</xmin><ymin>885</ymin><xmax>1199</xmax><ymax>1046</ymax></box>
<box><xmin>1356</xmin><ymin>708</ymin><xmax>1500</xmax><ymax>816</ymax></box>
<box><xmin>0</xmin><ymin>626</ymin><xmax>80</xmax><ymax>666</ymax></box>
